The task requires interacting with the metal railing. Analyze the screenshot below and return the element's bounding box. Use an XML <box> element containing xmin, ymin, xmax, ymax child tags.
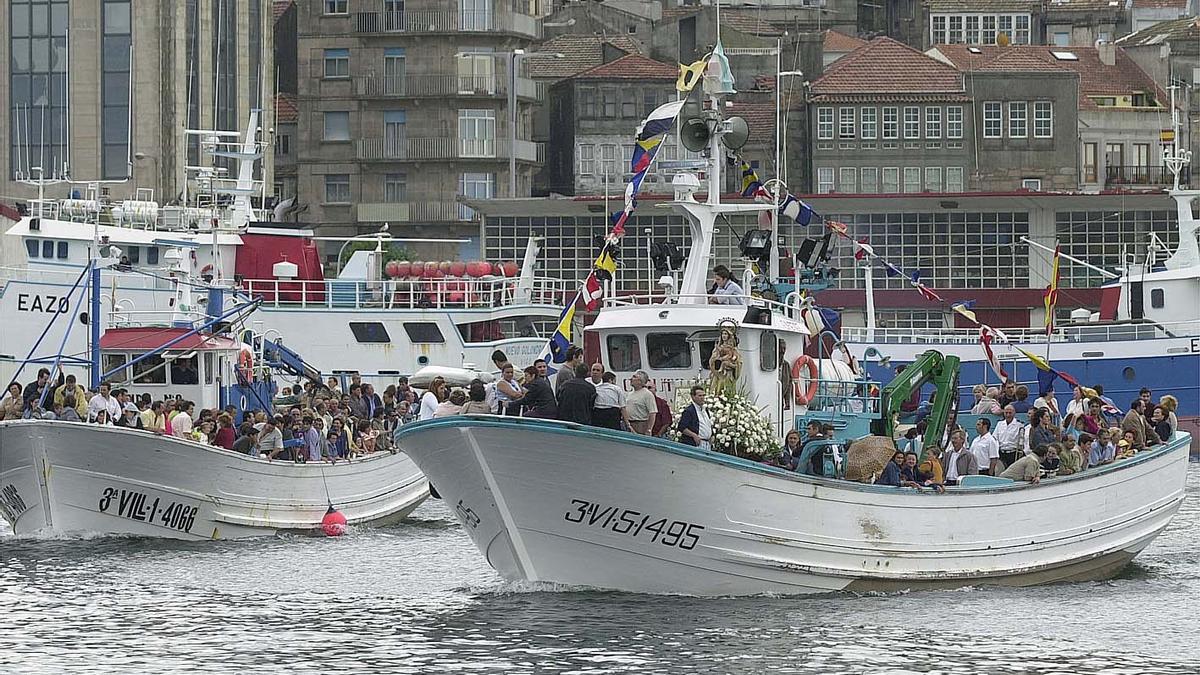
<box><xmin>1104</xmin><ymin>165</ymin><xmax>1190</xmax><ymax>186</ymax></box>
<box><xmin>0</xmin><ymin>265</ymin><xmax>167</xmax><ymax>289</ymax></box>
<box><xmin>241</xmin><ymin>276</ymin><xmax>574</xmax><ymax>309</ymax></box>
<box><xmin>356</xmin><ymin>137</ymin><xmax>543</xmax><ymax>163</ymax></box>
<box><xmin>603</xmin><ymin>293</ymin><xmax>804</xmax><ymax>321</ymax></box>
<box><xmin>353</xmin><ymin>8</ymin><xmax>540</xmax><ymax>39</ymax></box>
<box><xmin>840</xmin><ymin>320</ymin><xmax>1199</xmax><ymax>345</ymax></box>
<box><xmin>356</xmin><ymin>201</ymin><xmax>462</xmax><ymax>223</ymax></box>
<box><xmin>353</xmin><ymin>73</ymin><xmax>542</xmax><ymax>100</ymax></box>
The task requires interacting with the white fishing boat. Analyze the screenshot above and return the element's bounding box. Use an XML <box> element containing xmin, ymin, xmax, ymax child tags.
<box><xmin>394</xmin><ymin>65</ymin><xmax>1193</xmax><ymax>595</ymax></box>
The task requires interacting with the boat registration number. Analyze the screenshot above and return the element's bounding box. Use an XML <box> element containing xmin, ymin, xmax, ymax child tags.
<box><xmin>98</xmin><ymin>487</ymin><xmax>199</xmax><ymax>533</ymax></box>
<box><xmin>564</xmin><ymin>499</ymin><xmax>704</xmax><ymax>551</ymax></box>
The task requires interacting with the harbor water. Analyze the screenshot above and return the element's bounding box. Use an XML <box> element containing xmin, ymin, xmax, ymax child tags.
<box><xmin>3</xmin><ymin>463</ymin><xmax>1198</xmax><ymax>674</ymax></box>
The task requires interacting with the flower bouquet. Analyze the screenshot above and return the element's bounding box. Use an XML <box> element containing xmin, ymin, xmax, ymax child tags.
<box><xmin>671</xmin><ymin>378</ymin><xmax>781</xmax><ymax>462</ymax></box>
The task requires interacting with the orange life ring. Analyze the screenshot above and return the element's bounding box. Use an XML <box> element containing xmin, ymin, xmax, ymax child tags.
<box><xmin>791</xmin><ymin>355</ymin><xmax>819</xmax><ymax>406</ymax></box>
<box><xmin>237</xmin><ymin>346</ymin><xmax>254</xmax><ymax>381</ymax></box>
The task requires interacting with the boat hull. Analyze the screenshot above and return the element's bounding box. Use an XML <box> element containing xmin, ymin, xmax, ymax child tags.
<box><xmin>0</xmin><ymin>421</ymin><xmax>429</xmax><ymax>540</ymax></box>
<box><xmin>395</xmin><ymin>416</ymin><xmax>1190</xmax><ymax>596</ymax></box>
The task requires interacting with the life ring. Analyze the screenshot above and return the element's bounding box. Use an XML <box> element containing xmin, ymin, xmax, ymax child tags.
<box><xmin>237</xmin><ymin>345</ymin><xmax>254</xmax><ymax>381</ymax></box>
<box><xmin>791</xmin><ymin>355</ymin><xmax>819</xmax><ymax>406</ymax></box>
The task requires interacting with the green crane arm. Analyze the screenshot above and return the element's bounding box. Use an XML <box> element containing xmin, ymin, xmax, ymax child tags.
<box><xmin>872</xmin><ymin>350</ymin><xmax>961</xmax><ymax>448</ymax></box>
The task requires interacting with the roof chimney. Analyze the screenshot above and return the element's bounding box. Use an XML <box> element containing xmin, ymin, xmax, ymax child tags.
<box><xmin>1097</xmin><ymin>42</ymin><xmax>1116</xmax><ymax>66</ymax></box>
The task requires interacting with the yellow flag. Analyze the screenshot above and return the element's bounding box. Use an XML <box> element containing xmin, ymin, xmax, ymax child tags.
<box><xmin>1017</xmin><ymin>348</ymin><xmax>1051</xmax><ymax>372</ymax></box>
<box><xmin>677</xmin><ymin>59</ymin><xmax>707</xmax><ymax>93</ymax></box>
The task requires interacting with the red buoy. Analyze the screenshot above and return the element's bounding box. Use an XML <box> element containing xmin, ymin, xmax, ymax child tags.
<box><xmin>321</xmin><ymin>506</ymin><xmax>347</xmax><ymax>537</ymax></box>
<box><xmin>395</xmin><ymin>261</ymin><xmax>411</xmax><ymax>278</ymax></box>
<box><xmin>384</xmin><ymin>260</ymin><xmax>400</xmax><ymax>278</ymax></box>
<box><xmin>449</xmin><ymin>260</ymin><xmax>466</xmax><ymax>277</ymax></box>
<box><xmin>503</xmin><ymin>262</ymin><xmax>519</xmax><ymax>277</ymax></box>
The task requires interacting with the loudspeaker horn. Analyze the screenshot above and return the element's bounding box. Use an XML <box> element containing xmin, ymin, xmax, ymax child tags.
<box><xmin>680</xmin><ymin>117</ymin><xmax>711</xmax><ymax>152</ymax></box>
<box><xmin>723</xmin><ymin>116</ymin><xmax>749</xmax><ymax>150</ymax></box>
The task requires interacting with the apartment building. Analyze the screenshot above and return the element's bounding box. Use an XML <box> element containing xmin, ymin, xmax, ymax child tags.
<box><xmin>293</xmin><ymin>0</ymin><xmax>545</xmax><ymax>247</ymax></box>
<box><xmin>1118</xmin><ymin>17</ymin><xmax>1200</xmax><ymax>172</ymax></box>
<box><xmin>1</xmin><ymin>0</ymin><xmax>272</xmax><ymax>204</ymax></box>
<box><xmin>925</xmin><ymin>0</ymin><xmax>1126</xmax><ymax>48</ymax></box>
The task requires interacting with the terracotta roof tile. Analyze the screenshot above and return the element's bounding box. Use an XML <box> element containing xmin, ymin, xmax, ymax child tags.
<box><xmin>812</xmin><ymin>37</ymin><xmax>964</xmax><ymax>96</ymax></box>
<box><xmin>528</xmin><ymin>34</ymin><xmax>642</xmax><ymax>80</ymax></box>
<box><xmin>810</xmin><ymin>93</ymin><xmax>974</xmax><ymax>103</ymax></box>
<box><xmin>1132</xmin><ymin>0</ymin><xmax>1188</xmax><ymax>8</ymax></box>
<box><xmin>719</xmin><ymin>9</ymin><xmax>785</xmax><ymax>37</ymax></box>
<box><xmin>275</xmin><ymin>94</ymin><xmax>298</xmax><ymax>124</ymax></box>
<box><xmin>573</xmin><ymin>53</ymin><xmax>679</xmax><ymax>80</ymax></box>
<box><xmin>272</xmin><ymin>0</ymin><xmax>293</xmax><ymax>22</ymax></box>
<box><xmin>724</xmin><ymin>102</ymin><xmax>776</xmax><ymax>144</ymax></box>
<box><xmin>927</xmin><ymin>0</ymin><xmax>1036</xmax><ymax>11</ymax></box>
<box><xmin>1116</xmin><ymin>16</ymin><xmax>1200</xmax><ymax>45</ymax></box>
<box><xmin>1043</xmin><ymin>0</ymin><xmax>1126</xmax><ymax>11</ymax></box>
<box><xmin>660</xmin><ymin>7</ymin><xmax>701</xmax><ymax>21</ymax></box>
<box><xmin>824</xmin><ymin>30</ymin><xmax>867</xmax><ymax>53</ymax></box>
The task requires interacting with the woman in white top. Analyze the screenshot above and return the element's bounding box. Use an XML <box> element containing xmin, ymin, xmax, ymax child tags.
<box><xmin>419</xmin><ymin>377</ymin><xmax>447</xmax><ymax>421</ymax></box>
<box><xmin>493</xmin><ymin>363</ymin><xmax>525</xmax><ymax>416</ymax></box>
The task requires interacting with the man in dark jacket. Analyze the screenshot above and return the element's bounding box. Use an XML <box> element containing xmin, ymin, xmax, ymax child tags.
<box><xmin>522</xmin><ymin>365</ymin><xmax>557</xmax><ymax>418</ymax></box>
<box><xmin>556</xmin><ymin>364</ymin><xmax>596</xmax><ymax>425</ymax></box>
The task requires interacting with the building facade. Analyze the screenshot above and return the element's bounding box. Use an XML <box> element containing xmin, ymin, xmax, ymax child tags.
<box><xmin>925</xmin><ymin>0</ymin><xmax>1127</xmax><ymax>48</ymax></box>
<box><xmin>293</xmin><ymin>0</ymin><xmax>546</xmax><ymax>254</ymax></box>
<box><xmin>2</xmin><ymin>0</ymin><xmax>273</xmax><ymax>204</ymax></box>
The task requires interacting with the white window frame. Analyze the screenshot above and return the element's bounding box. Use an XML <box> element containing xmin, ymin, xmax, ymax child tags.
<box><xmin>947</xmin><ymin>106</ymin><xmax>963</xmax><ymax>139</ymax></box>
<box><xmin>324</xmin><ymin>174</ymin><xmax>351</xmax><ymax>203</ymax></box>
<box><xmin>982</xmin><ymin>102</ymin><xmax>1001</xmax><ymax>139</ymax></box>
<box><xmin>860</xmin><ymin>107</ymin><xmax>877</xmax><ymax>140</ymax></box>
<box><xmin>817</xmin><ymin>107</ymin><xmax>834</xmax><ymax>140</ymax></box>
<box><xmin>931</xmin><ymin>16</ymin><xmax>947</xmax><ymax>45</ymax></box>
<box><xmin>324</xmin><ymin>0</ymin><xmax>348</xmax><ymax>15</ymax></box>
<box><xmin>1033</xmin><ymin>101</ymin><xmax>1053</xmax><ymax>138</ymax></box>
<box><xmin>998</xmin><ymin>15</ymin><xmax>1014</xmax><ymax>43</ymax></box>
<box><xmin>965</xmin><ymin>15</ymin><xmax>980</xmax><ymax>44</ymax></box>
<box><xmin>323</xmin><ymin>111</ymin><xmax>350</xmax><ymax>141</ymax></box>
<box><xmin>925</xmin><ymin>166</ymin><xmax>943</xmax><ymax>192</ymax></box>
<box><xmin>1009</xmin><ymin>101</ymin><xmax>1027</xmax><ymax>139</ymax></box>
<box><xmin>838</xmin><ymin>167</ymin><xmax>857</xmax><ymax>193</ymax></box>
<box><xmin>839</xmin><ymin>107</ymin><xmax>855</xmax><ymax>139</ymax></box>
<box><xmin>946</xmin><ymin>166</ymin><xmax>964</xmax><ymax>192</ymax></box>
<box><xmin>882</xmin><ymin>107</ymin><xmax>899</xmax><ymax>139</ymax></box>
<box><xmin>882</xmin><ymin>167</ymin><xmax>900</xmax><ymax>193</ymax></box>
<box><xmin>861</xmin><ymin>166</ymin><xmax>878</xmax><ymax>194</ymax></box>
<box><xmin>903</xmin><ymin>106</ymin><xmax>920</xmax><ymax>140</ymax></box>
<box><xmin>982</xmin><ymin>15</ymin><xmax>996</xmax><ymax>45</ymax></box>
<box><xmin>578</xmin><ymin>144</ymin><xmax>595</xmax><ymax>176</ymax></box>
<box><xmin>323</xmin><ymin>48</ymin><xmax>350</xmax><ymax>79</ymax></box>
<box><xmin>925</xmin><ymin>106</ymin><xmax>942</xmax><ymax>139</ymax></box>
<box><xmin>600</xmin><ymin>143</ymin><xmax>619</xmax><ymax>181</ymax></box>
<box><xmin>1015</xmin><ymin>14</ymin><xmax>1030</xmax><ymax>45</ymax></box>
<box><xmin>903</xmin><ymin>167</ymin><xmax>922</xmax><ymax>193</ymax></box>
<box><xmin>817</xmin><ymin>167</ymin><xmax>835</xmax><ymax>194</ymax></box>
<box><xmin>949</xmin><ymin>15</ymin><xmax>964</xmax><ymax>43</ymax></box>
<box><xmin>458</xmin><ymin>109</ymin><xmax>496</xmax><ymax>158</ymax></box>
<box><xmin>458</xmin><ymin>172</ymin><xmax>495</xmax><ymax>220</ymax></box>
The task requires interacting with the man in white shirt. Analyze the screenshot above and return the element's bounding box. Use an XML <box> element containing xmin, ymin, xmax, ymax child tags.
<box><xmin>969</xmin><ymin>417</ymin><xmax>1000</xmax><ymax>475</ymax></box>
<box><xmin>87</xmin><ymin>382</ymin><xmax>121</xmax><ymax>422</ymax></box>
<box><xmin>993</xmin><ymin>405</ymin><xmax>1025</xmax><ymax>470</ymax></box>
<box><xmin>256</xmin><ymin>417</ymin><xmax>285</xmax><ymax>459</ymax></box>
<box><xmin>172</xmin><ymin>401</ymin><xmax>195</xmax><ymax>438</ymax></box>
<box><xmin>592</xmin><ymin>368</ymin><xmax>628</xmax><ymax>430</ymax></box>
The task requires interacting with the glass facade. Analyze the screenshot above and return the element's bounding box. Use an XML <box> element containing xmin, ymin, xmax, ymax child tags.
<box><xmin>9</xmin><ymin>0</ymin><xmax>70</xmax><ymax>179</ymax></box>
<box><xmin>102</xmin><ymin>0</ymin><xmax>132</xmax><ymax>178</ymax></box>
<box><xmin>1055</xmin><ymin>210</ymin><xmax>1178</xmax><ymax>287</ymax></box>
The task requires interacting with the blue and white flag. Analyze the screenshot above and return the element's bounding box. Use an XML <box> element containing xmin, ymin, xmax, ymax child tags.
<box><xmin>779</xmin><ymin>194</ymin><xmax>814</xmax><ymax>226</ymax></box>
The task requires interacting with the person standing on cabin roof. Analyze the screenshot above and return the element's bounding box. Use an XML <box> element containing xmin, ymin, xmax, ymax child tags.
<box><xmin>625</xmin><ymin>371</ymin><xmax>657</xmax><ymax>435</ymax></box>
<box><xmin>970</xmin><ymin>417</ymin><xmax>1000</xmax><ymax>475</ymax></box>
<box><xmin>709</xmin><ymin>265</ymin><xmax>746</xmax><ymax>305</ymax></box>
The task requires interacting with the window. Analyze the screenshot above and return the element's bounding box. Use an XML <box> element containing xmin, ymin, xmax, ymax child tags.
<box><xmin>1133</xmin><ymin>143</ymin><xmax>1151</xmax><ymax>170</ymax></box>
<box><xmin>882</xmin><ymin>167</ymin><xmax>900</xmax><ymax>193</ymax></box>
<box><xmin>324</xmin><ymin>0</ymin><xmax>348</xmax><ymax>14</ymax></box>
<box><xmin>882</xmin><ymin>107</ymin><xmax>899</xmax><ymax>139</ymax></box>
<box><xmin>457</xmin><ymin>48</ymin><xmax>495</xmax><ymax>93</ymax></box>
<box><xmin>127</xmin><ymin>245</ymin><xmax>140</xmax><ymax>264</ymax></box>
<box><xmin>860</xmin><ymin>107</ymin><xmax>877</xmax><ymax>140</ymax></box>
<box><xmin>132</xmin><ymin>353</ymin><xmax>166</xmax><ymax>384</ymax></box>
<box><xmin>457</xmin><ymin>172</ymin><xmax>494</xmax><ymax>219</ymax></box>
<box><xmin>931</xmin><ymin>16</ymin><xmax>946</xmax><ymax>44</ymax></box>
<box><xmin>146</xmin><ymin>246</ymin><xmax>159</xmax><ymax>265</ymax></box>
<box><xmin>42</xmin><ymin>240</ymin><xmax>54</xmax><ymax>258</ymax></box>
<box><xmin>275</xmin><ymin>134</ymin><xmax>290</xmax><ymax>156</ymax></box>
<box><xmin>838</xmin><ymin>107</ymin><xmax>855</xmax><ymax>139</ymax></box>
<box><xmin>817</xmin><ymin>107</ymin><xmax>834</xmax><ymax>140</ymax></box>
<box><xmin>349</xmin><ymin>322</ymin><xmax>392</xmax><ymax>343</ymax></box>
<box><xmin>903</xmin><ymin>107</ymin><xmax>920</xmax><ymax>139</ymax></box>
<box><xmin>323</xmin><ymin>111</ymin><xmax>350</xmax><ymax>141</ymax></box>
<box><xmin>1033</xmin><ymin>101</ymin><xmax>1052</xmax><ymax>138</ymax></box>
<box><xmin>925</xmin><ymin>167</ymin><xmax>942</xmax><ymax>192</ymax></box>
<box><xmin>384</xmin><ymin>173</ymin><xmax>406</xmax><ymax>202</ymax></box>
<box><xmin>621</xmin><ymin>89</ymin><xmax>636</xmax><ymax>118</ymax></box>
<box><xmin>602</xmin><ymin>89</ymin><xmax>617</xmax><ymax>118</ymax></box>
<box><xmin>458</xmin><ymin>109</ymin><xmax>496</xmax><ymax>157</ymax></box>
<box><xmin>25</xmin><ymin>239</ymin><xmax>38</xmax><ymax>258</ymax></box>
<box><xmin>759</xmin><ymin>331</ymin><xmax>778</xmax><ymax>371</ymax></box>
<box><xmin>56</xmin><ymin>241</ymin><xmax>68</xmax><ymax>259</ymax></box>
<box><xmin>945</xmin><ymin>167</ymin><xmax>964</xmax><ymax>192</ymax></box>
<box><xmin>384</xmin><ymin>47</ymin><xmax>406</xmax><ymax>94</ymax></box>
<box><xmin>817</xmin><ymin>167</ymin><xmax>835</xmax><ymax>194</ymax></box>
<box><xmin>925</xmin><ymin>107</ymin><xmax>941</xmax><ymax>139</ymax></box>
<box><xmin>1022</xmin><ymin>178</ymin><xmax>1042</xmax><ymax>191</ymax></box>
<box><xmin>1055</xmin><ymin>209</ymin><xmax>1176</xmax><ymax>287</ymax></box>
<box><xmin>1052</xmin><ymin>32</ymin><xmax>1069</xmax><ymax>47</ymax></box>
<box><xmin>838</xmin><ymin>167</ymin><xmax>857</xmax><ymax>193</ymax></box>
<box><xmin>998</xmin><ymin>15</ymin><xmax>1013</xmax><ymax>43</ymax></box>
<box><xmin>903</xmin><ymin>167</ymin><xmax>921</xmax><ymax>193</ymax></box>
<box><xmin>1015</xmin><ymin>15</ymin><xmax>1030</xmax><ymax>44</ymax></box>
<box><xmin>169</xmin><ymin>355</ymin><xmax>199</xmax><ymax>385</ymax></box>
<box><xmin>1150</xmin><ymin>288</ymin><xmax>1164</xmax><ymax>308</ymax></box>
<box><xmin>606</xmin><ymin>334</ymin><xmax>641</xmax><ymax>371</ymax></box>
<box><xmin>325</xmin><ymin>174</ymin><xmax>351</xmax><ymax>203</ymax></box>
<box><xmin>949</xmin><ymin>15</ymin><xmax>963</xmax><ymax>43</ymax></box>
<box><xmin>383</xmin><ymin>109</ymin><xmax>406</xmax><ymax>157</ymax></box>
<box><xmin>983</xmin><ymin>102</ymin><xmax>1001</xmax><ymax>138</ymax></box>
<box><xmin>101</xmin><ymin>353</ymin><xmax>127</xmax><ymax>383</ymax></box>
<box><xmin>1008</xmin><ymin>101</ymin><xmax>1027</xmax><ymax>138</ymax></box>
<box><xmin>646</xmin><ymin>333</ymin><xmax>691</xmax><ymax>369</ymax></box>
<box><xmin>861</xmin><ymin>167</ymin><xmax>878</xmax><ymax>194</ymax></box>
<box><xmin>323</xmin><ymin>48</ymin><xmax>349</xmax><ymax>78</ymax></box>
<box><xmin>402</xmin><ymin>322</ymin><xmax>445</xmax><ymax>344</ymax></box>
<box><xmin>102</xmin><ymin>0</ymin><xmax>132</xmax><ymax>179</ymax></box>
<box><xmin>600</xmin><ymin>144</ymin><xmax>619</xmax><ymax>180</ymax></box>
<box><xmin>1083</xmin><ymin>142</ymin><xmax>1098</xmax><ymax>182</ymax></box>
<box><xmin>947</xmin><ymin>106</ymin><xmax>963</xmax><ymax>139</ymax></box>
<box><xmin>579</xmin><ymin>88</ymin><xmax>597</xmax><ymax>118</ymax></box>
<box><xmin>982</xmin><ymin>16</ymin><xmax>996</xmax><ymax>45</ymax></box>
<box><xmin>642</xmin><ymin>90</ymin><xmax>658</xmax><ymax>118</ymax></box>
<box><xmin>578</xmin><ymin>144</ymin><xmax>595</xmax><ymax>175</ymax></box>
<box><xmin>965</xmin><ymin>16</ymin><xmax>980</xmax><ymax>44</ymax></box>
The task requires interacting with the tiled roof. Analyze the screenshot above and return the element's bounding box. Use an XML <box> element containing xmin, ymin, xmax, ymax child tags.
<box><xmin>528</xmin><ymin>34</ymin><xmax>642</xmax><ymax>80</ymax></box>
<box><xmin>573</xmin><ymin>53</ymin><xmax>679</xmax><ymax>80</ymax></box>
<box><xmin>659</xmin><ymin>7</ymin><xmax>701</xmax><ymax>21</ymax></box>
<box><xmin>1042</xmin><ymin>0</ymin><xmax>1127</xmax><ymax>11</ymax></box>
<box><xmin>1116</xmin><ymin>16</ymin><xmax>1200</xmax><ymax>45</ymax></box>
<box><xmin>275</xmin><ymin>94</ymin><xmax>298</xmax><ymax>124</ymax></box>
<box><xmin>720</xmin><ymin>9</ymin><xmax>785</xmax><ymax>37</ymax></box>
<box><xmin>931</xmin><ymin>44</ymin><xmax>1168</xmax><ymax>111</ymax></box>
<box><xmin>824</xmin><ymin>30</ymin><xmax>867</xmax><ymax>53</ymax></box>
<box><xmin>724</xmin><ymin>102</ymin><xmax>776</xmax><ymax>144</ymax></box>
<box><xmin>272</xmin><ymin>0</ymin><xmax>293</xmax><ymax>21</ymax></box>
<box><xmin>927</xmin><ymin>0</ymin><xmax>1035</xmax><ymax>11</ymax></box>
<box><xmin>1132</xmin><ymin>0</ymin><xmax>1188</xmax><ymax>8</ymax></box>
<box><xmin>810</xmin><ymin>93</ymin><xmax>974</xmax><ymax>103</ymax></box>
<box><xmin>812</xmin><ymin>37</ymin><xmax>964</xmax><ymax>96</ymax></box>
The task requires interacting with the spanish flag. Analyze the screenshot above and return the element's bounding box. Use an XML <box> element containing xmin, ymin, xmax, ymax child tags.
<box><xmin>1044</xmin><ymin>244</ymin><xmax>1061</xmax><ymax>336</ymax></box>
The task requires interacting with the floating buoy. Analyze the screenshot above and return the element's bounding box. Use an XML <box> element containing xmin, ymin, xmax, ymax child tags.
<box><xmin>321</xmin><ymin>505</ymin><xmax>347</xmax><ymax>537</ymax></box>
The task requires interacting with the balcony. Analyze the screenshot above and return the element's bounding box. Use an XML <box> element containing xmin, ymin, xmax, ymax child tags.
<box><xmin>353</xmin><ymin>8</ymin><xmax>540</xmax><ymax>39</ymax></box>
<box><xmin>357</xmin><ymin>201</ymin><xmax>463</xmax><ymax>223</ymax></box>
<box><xmin>1103</xmin><ymin>165</ymin><xmax>1191</xmax><ymax>187</ymax></box>
<box><xmin>353</xmin><ymin>73</ymin><xmax>542</xmax><ymax>102</ymax></box>
<box><xmin>356</xmin><ymin>137</ymin><xmax>543</xmax><ymax>163</ymax></box>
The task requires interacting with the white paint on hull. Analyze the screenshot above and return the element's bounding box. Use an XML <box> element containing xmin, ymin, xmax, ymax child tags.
<box><xmin>0</xmin><ymin>420</ymin><xmax>428</xmax><ymax>540</ymax></box>
<box><xmin>396</xmin><ymin>417</ymin><xmax>1190</xmax><ymax>596</ymax></box>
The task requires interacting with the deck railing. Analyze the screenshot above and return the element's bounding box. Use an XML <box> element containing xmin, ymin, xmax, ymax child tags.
<box><xmin>841</xmin><ymin>321</ymin><xmax>1197</xmax><ymax>345</ymax></box>
<box><xmin>603</xmin><ymin>293</ymin><xmax>805</xmax><ymax>321</ymax></box>
<box><xmin>241</xmin><ymin>276</ymin><xmax>574</xmax><ymax>309</ymax></box>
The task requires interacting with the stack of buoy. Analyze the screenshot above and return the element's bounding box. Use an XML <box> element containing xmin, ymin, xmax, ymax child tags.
<box><xmin>382</xmin><ymin>260</ymin><xmax>519</xmax><ymax>280</ymax></box>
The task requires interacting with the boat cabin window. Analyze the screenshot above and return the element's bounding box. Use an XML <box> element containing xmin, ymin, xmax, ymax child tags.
<box><xmin>350</xmin><ymin>321</ymin><xmax>392</xmax><ymax>343</ymax></box>
<box><xmin>26</xmin><ymin>239</ymin><xmax>38</xmax><ymax>258</ymax></box>
<box><xmin>132</xmin><ymin>354</ymin><xmax>167</xmax><ymax>384</ymax></box>
<box><xmin>402</xmin><ymin>322</ymin><xmax>444</xmax><ymax>344</ymax></box>
<box><xmin>102</xmin><ymin>354</ymin><xmax>128</xmax><ymax>383</ymax></box>
<box><xmin>1150</xmin><ymin>288</ymin><xmax>1164</xmax><ymax>309</ymax></box>
<box><xmin>42</xmin><ymin>240</ymin><xmax>54</xmax><ymax>258</ymax></box>
<box><xmin>647</xmin><ymin>332</ymin><xmax>691</xmax><ymax>370</ymax></box>
<box><xmin>203</xmin><ymin>353</ymin><xmax>214</xmax><ymax>385</ymax></box>
<box><xmin>169</xmin><ymin>355</ymin><xmax>199</xmax><ymax>385</ymax></box>
<box><xmin>127</xmin><ymin>246</ymin><xmax>140</xmax><ymax>264</ymax></box>
<box><xmin>606</xmin><ymin>334</ymin><xmax>641</xmax><ymax>371</ymax></box>
<box><xmin>56</xmin><ymin>241</ymin><xmax>68</xmax><ymax>258</ymax></box>
<box><xmin>146</xmin><ymin>246</ymin><xmax>159</xmax><ymax>265</ymax></box>
<box><xmin>760</xmin><ymin>331</ymin><xmax>778</xmax><ymax>371</ymax></box>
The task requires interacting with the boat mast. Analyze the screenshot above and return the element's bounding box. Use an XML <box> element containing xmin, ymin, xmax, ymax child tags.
<box><xmin>1162</xmin><ymin>84</ymin><xmax>1199</xmax><ymax>271</ymax></box>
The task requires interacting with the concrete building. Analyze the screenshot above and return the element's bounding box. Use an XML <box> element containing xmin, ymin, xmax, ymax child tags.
<box><xmin>1130</xmin><ymin>0</ymin><xmax>1196</xmax><ymax>33</ymax></box>
<box><xmin>273</xmin><ymin>94</ymin><xmax>299</xmax><ymax>200</ymax></box>
<box><xmin>1</xmin><ymin>0</ymin><xmax>273</xmax><ymax>204</ymax></box>
<box><xmin>1118</xmin><ymin>17</ymin><xmax>1200</xmax><ymax>174</ymax></box>
<box><xmin>925</xmin><ymin>0</ymin><xmax>1128</xmax><ymax>48</ymax></box>
<box><xmin>292</xmin><ymin>0</ymin><xmax>546</xmax><ymax>256</ymax></box>
<box><xmin>933</xmin><ymin>43</ymin><xmax>1176</xmax><ymax>190</ymax></box>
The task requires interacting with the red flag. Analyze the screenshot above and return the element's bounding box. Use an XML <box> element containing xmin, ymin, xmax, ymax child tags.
<box><xmin>583</xmin><ymin>272</ymin><xmax>604</xmax><ymax>311</ymax></box>
<box><xmin>916</xmin><ymin>284</ymin><xmax>943</xmax><ymax>303</ymax></box>
<box><xmin>853</xmin><ymin>237</ymin><xmax>869</xmax><ymax>261</ymax></box>
<box><xmin>979</xmin><ymin>325</ymin><xmax>1008</xmax><ymax>381</ymax></box>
